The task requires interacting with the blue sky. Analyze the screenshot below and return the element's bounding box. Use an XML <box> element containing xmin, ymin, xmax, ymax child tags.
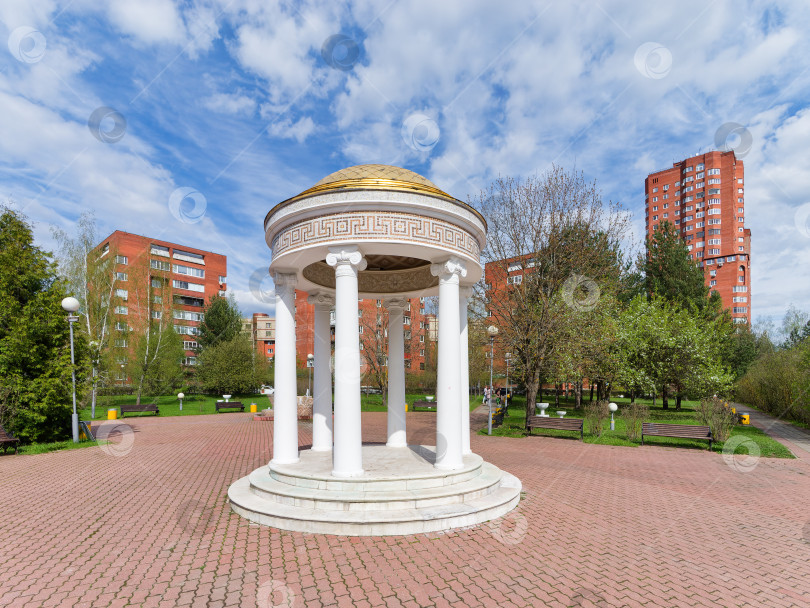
<box><xmin>2</xmin><ymin>0</ymin><xmax>809</xmax><ymax>329</ymax></box>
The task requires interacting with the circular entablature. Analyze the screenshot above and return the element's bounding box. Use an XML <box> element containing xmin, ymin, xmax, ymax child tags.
<box><xmin>303</xmin><ymin>259</ymin><xmax>439</xmax><ymax>294</ymax></box>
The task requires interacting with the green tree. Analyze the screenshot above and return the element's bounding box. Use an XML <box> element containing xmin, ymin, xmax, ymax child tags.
<box><xmin>197</xmin><ymin>334</ymin><xmax>268</xmax><ymax>395</ymax></box>
<box><xmin>641</xmin><ymin>221</ymin><xmax>722</xmax><ymax>318</ymax></box>
<box><xmin>52</xmin><ymin>212</ymin><xmax>119</xmax><ymax>417</ymax></box>
<box><xmin>0</xmin><ymin>207</ymin><xmax>83</xmax><ymax>442</ymax></box>
<box><xmin>197</xmin><ymin>294</ymin><xmax>242</xmax><ymax>349</ymax></box>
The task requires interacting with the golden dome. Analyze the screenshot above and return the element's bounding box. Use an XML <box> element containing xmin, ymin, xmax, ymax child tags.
<box><xmin>314</xmin><ymin>164</ymin><xmax>441</xmax><ymax>190</ymax></box>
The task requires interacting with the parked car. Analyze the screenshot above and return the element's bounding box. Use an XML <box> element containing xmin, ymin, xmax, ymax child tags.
<box><xmin>259</xmin><ymin>385</ymin><xmax>274</xmax><ymax>395</ymax></box>
<box><xmin>360</xmin><ymin>386</ymin><xmax>382</xmax><ymax>394</ymax></box>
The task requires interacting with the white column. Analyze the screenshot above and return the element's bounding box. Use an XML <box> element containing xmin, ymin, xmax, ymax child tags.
<box><xmin>326</xmin><ymin>246</ymin><xmax>367</xmax><ymax>477</ymax></box>
<box><xmin>307</xmin><ymin>293</ymin><xmax>334</xmax><ymax>452</ymax></box>
<box><xmin>430</xmin><ymin>258</ymin><xmax>467</xmax><ymax>470</ymax></box>
<box><xmin>271</xmin><ymin>271</ymin><xmax>299</xmax><ymax>465</ymax></box>
<box><xmin>460</xmin><ymin>286</ymin><xmax>472</xmax><ymax>455</ymax></box>
<box><xmin>384</xmin><ymin>298</ymin><xmax>408</xmax><ymax>448</ymax></box>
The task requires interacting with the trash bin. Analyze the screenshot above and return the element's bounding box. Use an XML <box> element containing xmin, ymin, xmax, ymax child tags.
<box><xmin>741</xmin><ymin>414</ymin><xmax>750</xmax><ymax>425</ymax></box>
<box><xmin>250</xmin><ymin>403</ymin><xmax>257</xmax><ymax>413</ymax></box>
<box><xmin>107</xmin><ymin>408</ymin><xmax>117</xmax><ymax>420</ymax></box>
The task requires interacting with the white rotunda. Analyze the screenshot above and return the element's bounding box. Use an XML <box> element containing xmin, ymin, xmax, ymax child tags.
<box><xmin>228</xmin><ymin>164</ymin><xmax>521</xmax><ymax>536</ymax></box>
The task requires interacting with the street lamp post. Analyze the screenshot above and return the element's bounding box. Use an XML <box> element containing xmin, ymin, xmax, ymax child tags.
<box><xmin>487</xmin><ymin>325</ymin><xmax>498</xmax><ymax>435</ymax></box>
<box><xmin>609</xmin><ymin>402</ymin><xmax>618</xmax><ymax>431</ymax></box>
<box><xmin>307</xmin><ymin>353</ymin><xmax>314</xmax><ymax>397</ymax></box>
<box><xmin>178</xmin><ymin>392</ymin><xmax>185</xmax><ymax>412</ymax></box>
<box><xmin>61</xmin><ymin>297</ymin><xmax>80</xmax><ymax>443</ymax></box>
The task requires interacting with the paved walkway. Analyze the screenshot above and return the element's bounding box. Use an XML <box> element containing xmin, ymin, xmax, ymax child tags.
<box><xmin>733</xmin><ymin>403</ymin><xmax>810</xmax><ymax>458</ymax></box>
<box><xmin>2</xmin><ymin>411</ymin><xmax>810</xmax><ymax>608</ymax></box>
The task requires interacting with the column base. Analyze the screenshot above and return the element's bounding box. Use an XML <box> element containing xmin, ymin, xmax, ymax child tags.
<box><xmin>434</xmin><ymin>461</ymin><xmax>465</xmax><ymax>471</ymax></box>
<box><xmin>386</xmin><ymin>440</ymin><xmax>408</xmax><ymax>449</ymax></box>
<box><xmin>271</xmin><ymin>456</ymin><xmax>300</xmax><ymax>465</ymax></box>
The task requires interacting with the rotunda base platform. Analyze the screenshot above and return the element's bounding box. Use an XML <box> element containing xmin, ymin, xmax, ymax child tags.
<box><xmin>228</xmin><ymin>445</ymin><xmax>521</xmax><ymax>536</ymax></box>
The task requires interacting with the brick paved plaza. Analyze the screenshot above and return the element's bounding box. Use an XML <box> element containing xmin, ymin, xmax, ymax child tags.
<box><xmin>1</xmin><ymin>411</ymin><xmax>809</xmax><ymax>608</ymax></box>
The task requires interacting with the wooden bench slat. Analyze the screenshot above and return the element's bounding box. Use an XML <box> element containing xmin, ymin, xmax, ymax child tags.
<box><xmin>410</xmin><ymin>400</ymin><xmax>436</xmax><ymax>411</ymax></box>
<box><xmin>0</xmin><ymin>423</ymin><xmax>20</xmax><ymax>454</ymax></box>
<box><xmin>641</xmin><ymin>422</ymin><xmax>712</xmax><ymax>450</ymax></box>
<box><xmin>526</xmin><ymin>416</ymin><xmax>584</xmax><ymax>440</ymax></box>
<box><xmin>120</xmin><ymin>404</ymin><xmax>159</xmax><ymax>417</ymax></box>
<box><xmin>216</xmin><ymin>401</ymin><xmax>245</xmax><ymax>412</ymax></box>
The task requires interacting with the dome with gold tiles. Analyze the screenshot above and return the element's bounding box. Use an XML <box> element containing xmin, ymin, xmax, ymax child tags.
<box><xmin>314</xmin><ymin>164</ymin><xmax>441</xmax><ymax>190</ymax></box>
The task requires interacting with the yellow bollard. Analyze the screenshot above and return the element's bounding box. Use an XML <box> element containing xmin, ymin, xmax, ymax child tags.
<box><xmin>250</xmin><ymin>403</ymin><xmax>257</xmax><ymax>413</ymax></box>
<box><xmin>107</xmin><ymin>408</ymin><xmax>117</xmax><ymax>420</ymax></box>
<box><xmin>405</xmin><ymin>403</ymin><xmax>409</xmax><ymax>412</ymax></box>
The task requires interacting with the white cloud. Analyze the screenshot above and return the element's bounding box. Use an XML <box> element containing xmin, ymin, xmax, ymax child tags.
<box><xmin>203</xmin><ymin>92</ymin><xmax>256</xmax><ymax>115</ymax></box>
<box><xmin>106</xmin><ymin>0</ymin><xmax>186</xmax><ymax>45</ymax></box>
<box><xmin>267</xmin><ymin>116</ymin><xmax>316</xmax><ymax>143</ymax></box>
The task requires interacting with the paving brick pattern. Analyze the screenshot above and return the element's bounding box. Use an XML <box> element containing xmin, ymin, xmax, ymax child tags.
<box><xmin>2</xmin><ymin>411</ymin><xmax>810</xmax><ymax>608</ymax></box>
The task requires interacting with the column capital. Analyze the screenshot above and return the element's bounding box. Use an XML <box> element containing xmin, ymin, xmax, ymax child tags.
<box><xmin>383</xmin><ymin>297</ymin><xmax>408</xmax><ymax>310</ymax></box>
<box><xmin>431</xmin><ymin>257</ymin><xmax>467</xmax><ymax>281</ymax></box>
<box><xmin>326</xmin><ymin>246</ymin><xmax>367</xmax><ymax>271</ymax></box>
<box><xmin>273</xmin><ymin>271</ymin><xmax>297</xmax><ymax>297</ymax></box>
<box><xmin>307</xmin><ymin>292</ymin><xmax>335</xmax><ymax>308</ymax></box>
<box><xmin>459</xmin><ymin>285</ymin><xmax>474</xmax><ymax>299</ymax></box>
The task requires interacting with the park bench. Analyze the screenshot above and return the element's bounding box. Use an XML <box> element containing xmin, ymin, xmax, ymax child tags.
<box><xmin>410</xmin><ymin>400</ymin><xmax>436</xmax><ymax>412</ymax></box>
<box><xmin>641</xmin><ymin>422</ymin><xmax>713</xmax><ymax>450</ymax></box>
<box><xmin>120</xmin><ymin>403</ymin><xmax>159</xmax><ymax>417</ymax></box>
<box><xmin>215</xmin><ymin>401</ymin><xmax>245</xmax><ymax>412</ymax></box>
<box><xmin>526</xmin><ymin>416</ymin><xmax>584</xmax><ymax>441</ymax></box>
<box><xmin>0</xmin><ymin>423</ymin><xmax>20</xmax><ymax>454</ymax></box>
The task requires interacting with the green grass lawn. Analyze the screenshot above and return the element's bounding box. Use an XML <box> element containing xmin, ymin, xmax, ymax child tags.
<box><xmin>79</xmin><ymin>393</ymin><xmax>267</xmax><ymax>420</ymax></box>
<box><xmin>481</xmin><ymin>395</ymin><xmax>793</xmax><ymax>458</ymax></box>
<box><xmin>14</xmin><ymin>438</ymin><xmax>107</xmax><ymax>455</ymax></box>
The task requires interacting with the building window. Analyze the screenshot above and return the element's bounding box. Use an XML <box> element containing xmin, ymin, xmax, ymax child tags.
<box><xmin>708</xmin><ymin>239</ymin><xmax>721</xmax><ymax>245</ymax></box>
<box><xmin>507</xmin><ymin>275</ymin><xmax>523</xmax><ymax>285</ymax></box>
<box><xmin>174</xmin><ymin>325</ymin><xmax>200</xmax><ymax>336</ymax></box>
<box><xmin>115</xmin><ymin>321</ymin><xmax>127</xmax><ymax>331</ymax></box>
<box><xmin>173</xmin><ymin>310</ymin><xmax>203</xmax><ymax>322</ymax></box>
<box><xmin>173</xmin><ymin>264</ymin><xmax>205</xmax><ymax>278</ymax></box>
<box><xmin>710</xmin><ymin>280</ymin><xmax>716</xmax><ymax>286</ymax></box>
<box><xmin>183</xmin><ymin>341</ymin><xmax>198</xmax><ymax>349</ymax></box>
<box><xmin>696</xmin><ymin>163</ymin><xmax>704</xmax><ymax>170</ymax></box>
<box><xmin>219</xmin><ymin>276</ymin><xmax>226</xmax><ymax>283</ymax></box>
<box><xmin>184</xmin><ymin>357</ymin><xmax>197</xmax><ymax>366</ymax></box>
<box><xmin>708</xmin><ymin>168</ymin><xmax>720</xmax><ymax>175</ymax></box>
<box><xmin>710</xmin><ymin>248</ymin><xmax>720</xmax><ymax>255</ymax></box>
<box><xmin>115</xmin><ymin>255</ymin><xmax>128</xmax><ymax>265</ymax></box>
<box><xmin>151</xmin><ymin>259</ymin><xmax>171</xmax><ymax>271</ymax></box>
<box><xmin>116</xmin><ymin>272</ymin><xmax>128</xmax><ymax>281</ymax></box>
<box><xmin>115</xmin><ymin>288</ymin><xmax>128</xmax><ymax>300</ymax></box>
<box><xmin>733</xmin><ymin>286</ymin><xmax>747</xmax><ymax>293</ymax></box>
<box><xmin>738</xmin><ymin>207</ymin><xmax>744</xmax><ymax>213</ymax></box>
<box><xmin>151</xmin><ymin>311</ymin><xmax>161</xmax><ymax>319</ymax></box>
<box><xmin>172</xmin><ymin>279</ymin><xmax>205</xmax><ymax>293</ymax></box>
<box><xmin>420</xmin><ymin>362</ymin><xmax>425</xmax><ymax>370</ymax></box>
<box><xmin>100</xmin><ymin>243</ymin><xmax>110</xmax><ymax>257</ymax></box>
<box><xmin>114</xmin><ymin>339</ymin><xmax>127</xmax><ymax>347</ymax></box>
<box><xmin>738</xmin><ymin>188</ymin><xmax>744</xmax><ymax>193</ymax></box>
<box><xmin>652</xmin><ymin>197</ymin><xmax>658</xmax><ymax>202</ymax></box>
<box><xmin>708</xmin><ymin>178</ymin><xmax>721</xmax><ymax>185</ymax></box>
<box><xmin>114</xmin><ymin>305</ymin><xmax>128</xmax><ymax>314</ymax></box>
<box><xmin>420</xmin><ymin>349</ymin><xmax>425</xmax><ymax>357</ymax></box>
<box><xmin>685</xmin><ymin>166</ymin><xmax>693</xmax><ymax>172</ymax></box>
<box><xmin>150</xmin><ymin>244</ymin><xmax>170</xmax><ymax>257</ymax></box>
<box><xmin>733</xmin><ymin>307</ymin><xmax>748</xmax><ymax>314</ymax></box>
<box><xmin>733</xmin><ymin>296</ymin><xmax>748</xmax><ymax>303</ymax></box>
<box><xmin>173</xmin><ymin>249</ymin><xmax>205</xmax><ymax>265</ymax></box>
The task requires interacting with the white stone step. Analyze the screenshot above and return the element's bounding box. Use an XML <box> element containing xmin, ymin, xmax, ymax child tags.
<box><xmin>248</xmin><ymin>462</ymin><xmax>505</xmax><ymax>511</ymax></box>
<box><xmin>228</xmin><ymin>471</ymin><xmax>522</xmax><ymax>536</ymax></box>
<box><xmin>267</xmin><ymin>446</ymin><xmax>484</xmax><ymax>492</ymax></box>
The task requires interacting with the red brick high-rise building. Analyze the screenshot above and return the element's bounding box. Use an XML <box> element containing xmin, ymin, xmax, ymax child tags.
<box><xmin>95</xmin><ymin>231</ymin><xmax>227</xmax><ymax>371</ymax></box>
<box><xmin>644</xmin><ymin>150</ymin><xmax>751</xmax><ymax>324</ymax></box>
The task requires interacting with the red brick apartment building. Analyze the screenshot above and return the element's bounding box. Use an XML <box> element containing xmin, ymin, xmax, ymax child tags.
<box><xmin>645</xmin><ymin>150</ymin><xmax>751</xmax><ymax>324</ymax></box>
<box><xmin>96</xmin><ymin>231</ymin><xmax>227</xmax><ymax>372</ymax></box>
<box><xmin>243</xmin><ymin>313</ymin><xmax>275</xmax><ymax>360</ymax></box>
